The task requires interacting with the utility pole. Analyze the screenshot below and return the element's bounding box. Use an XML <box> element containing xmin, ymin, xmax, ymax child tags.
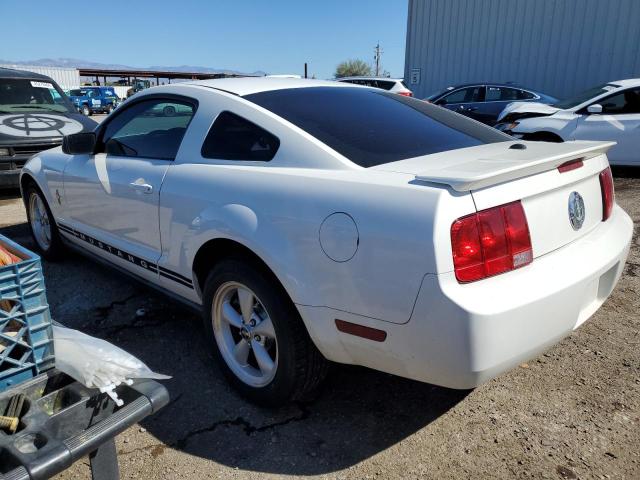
<box><xmin>374</xmin><ymin>42</ymin><xmax>382</xmax><ymax>76</ymax></box>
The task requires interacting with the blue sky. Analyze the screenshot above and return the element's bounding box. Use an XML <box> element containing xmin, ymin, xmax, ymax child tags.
<box><xmin>0</xmin><ymin>0</ymin><xmax>408</xmax><ymax>79</ymax></box>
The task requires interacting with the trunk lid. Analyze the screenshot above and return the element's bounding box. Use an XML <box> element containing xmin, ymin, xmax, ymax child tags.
<box><xmin>374</xmin><ymin>140</ymin><xmax>614</xmax><ymax>259</ymax></box>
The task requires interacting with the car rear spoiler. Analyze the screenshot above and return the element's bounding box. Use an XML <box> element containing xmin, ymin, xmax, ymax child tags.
<box><xmin>414</xmin><ymin>141</ymin><xmax>616</xmax><ymax>192</ymax></box>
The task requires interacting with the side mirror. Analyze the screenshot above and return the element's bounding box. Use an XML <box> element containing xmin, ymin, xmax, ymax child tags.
<box><xmin>587</xmin><ymin>104</ymin><xmax>603</xmax><ymax>114</ymax></box>
<box><xmin>62</xmin><ymin>132</ymin><xmax>96</xmax><ymax>155</ymax></box>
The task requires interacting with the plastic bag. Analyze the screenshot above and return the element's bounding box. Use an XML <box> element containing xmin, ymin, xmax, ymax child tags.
<box><xmin>53</xmin><ymin>325</ymin><xmax>170</xmax><ymax>406</ymax></box>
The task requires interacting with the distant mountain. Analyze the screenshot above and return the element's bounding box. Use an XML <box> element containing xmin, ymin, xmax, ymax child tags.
<box><xmin>0</xmin><ymin>58</ymin><xmax>266</xmax><ymax>76</ymax></box>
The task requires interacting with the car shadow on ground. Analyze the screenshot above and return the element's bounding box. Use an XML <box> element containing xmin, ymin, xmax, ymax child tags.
<box><xmin>611</xmin><ymin>165</ymin><xmax>640</xmax><ymax>179</ymax></box>
<box><xmin>0</xmin><ymin>220</ymin><xmax>468</xmax><ymax>475</ymax></box>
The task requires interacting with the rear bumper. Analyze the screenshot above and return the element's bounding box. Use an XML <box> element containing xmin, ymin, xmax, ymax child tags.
<box><xmin>298</xmin><ymin>205</ymin><xmax>632</xmax><ymax>388</ymax></box>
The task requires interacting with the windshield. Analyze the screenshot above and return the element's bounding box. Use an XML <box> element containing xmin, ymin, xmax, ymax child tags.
<box><xmin>245</xmin><ymin>87</ymin><xmax>509</xmax><ymax>168</ymax></box>
<box><xmin>0</xmin><ymin>78</ymin><xmax>76</xmax><ymax>113</ymax></box>
<box><xmin>553</xmin><ymin>83</ymin><xmax>620</xmax><ymax>110</ymax></box>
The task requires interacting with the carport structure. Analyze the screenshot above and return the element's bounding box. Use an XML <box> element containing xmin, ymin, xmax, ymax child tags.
<box><xmin>78</xmin><ymin>68</ymin><xmax>247</xmax><ymax>87</ymax></box>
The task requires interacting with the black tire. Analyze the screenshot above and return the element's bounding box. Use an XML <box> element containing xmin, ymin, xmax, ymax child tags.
<box><xmin>202</xmin><ymin>257</ymin><xmax>328</xmax><ymax>406</ymax></box>
<box><xmin>107</xmin><ymin>104</ymin><xmax>114</xmax><ymax>114</ymax></box>
<box><xmin>24</xmin><ymin>185</ymin><xmax>65</xmax><ymax>260</ymax></box>
<box><xmin>81</xmin><ymin>104</ymin><xmax>91</xmax><ymax>116</ymax></box>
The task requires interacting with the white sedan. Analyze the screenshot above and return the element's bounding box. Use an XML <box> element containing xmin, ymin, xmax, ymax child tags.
<box><xmin>495</xmin><ymin>79</ymin><xmax>640</xmax><ymax>166</ymax></box>
<box><xmin>21</xmin><ymin>78</ymin><xmax>632</xmax><ymax>406</ymax></box>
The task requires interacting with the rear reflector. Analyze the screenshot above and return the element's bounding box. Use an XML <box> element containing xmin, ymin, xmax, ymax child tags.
<box><xmin>451</xmin><ymin>201</ymin><xmax>533</xmax><ymax>283</ymax></box>
<box><xmin>398</xmin><ymin>91</ymin><xmax>413</xmax><ymax>97</ymax></box>
<box><xmin>599</xmin><ymin>167</ymin><xmax>614</xmax><ymax>221</ymax></box>
<box><xmin>335</xmin><ymin>319</ymin><xmax>387</xmax><ymax>342</ymax></box>
<box><xmin>557</xmin><ymin>158</ymin><xmax>584</xmax><ymax>173</ymax></box>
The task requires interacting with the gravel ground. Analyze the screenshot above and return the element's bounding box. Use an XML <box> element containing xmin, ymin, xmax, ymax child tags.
<box><xmin>0</xmin><ymin>168</ymin><xmax>638</xmax><ymax>480</ymax></box>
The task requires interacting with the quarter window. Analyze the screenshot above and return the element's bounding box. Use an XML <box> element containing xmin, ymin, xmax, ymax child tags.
<box><xmin>201</xmin><ymin>111</ymin><xmax>280</xmax><ymax>161</ymax></box>
<box><xmin>101</xmin><ymin>98</ymin><xmax>195</xmax><ymax>160</ymax></box>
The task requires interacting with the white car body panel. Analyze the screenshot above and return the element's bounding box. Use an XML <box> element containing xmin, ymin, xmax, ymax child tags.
<box><xmin>20</xmin><ymin>78</ymin><xmax>633</xmax><ymax>389</ymax></box>
<box><xmin>499</xmin><ymin>101</ymin><xmax>561</xmax><ymax>119</ymax></box>
<box><xmin>375</xmin><ymin>140</ymin><xmax>613</xmax><ymax>191</ymax></box>
<box><xmin>498</xmin><ymin>79</ymin><xmax>640</xmax><ymax>166</ymax></box>
<box><xmin>336</xmin><ymin>77</ymin><xmax>412</xmax><ymax>95</ymax></box>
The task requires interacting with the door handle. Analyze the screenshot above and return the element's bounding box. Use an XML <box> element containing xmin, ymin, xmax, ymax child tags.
<box><xmin>129</xmin><ymin>182</ymin><xmax>153</xmax><ymax>194</ymax></box>
<box><xmin>465</xmin><ymin>107</ymin><xmax>478</xmax><ymax>112</ymax></box>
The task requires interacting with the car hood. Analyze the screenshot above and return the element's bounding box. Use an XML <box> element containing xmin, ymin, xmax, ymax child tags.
<box><xmin>497</xmin><ymin>101</ymin><xmax>561</xmax><ymax>122</ymax></box>
<box><xmin>0</xmin><ymin>111</ymin><xmax>97</xmax><ymax>145</ymax></box>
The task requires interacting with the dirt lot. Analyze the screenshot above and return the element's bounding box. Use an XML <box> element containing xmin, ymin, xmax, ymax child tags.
<box><xmin>0</xmin><ymin>169</ymin><xmax>638</xmax><ymax>480</ymax></box>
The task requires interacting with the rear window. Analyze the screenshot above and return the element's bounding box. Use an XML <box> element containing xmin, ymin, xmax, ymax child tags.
<box><xmin>245</xmin><ymin>87</ymin><xmax>509</xmax><ymax>167</ymax></box>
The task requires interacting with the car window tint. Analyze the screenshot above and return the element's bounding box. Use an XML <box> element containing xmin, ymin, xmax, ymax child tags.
<box><xmin>377</xmin><ymin>81</ymin><xmax>396</xmax><ymax>91</ymax></box>
<box><xmin>101</xmin><ymin>98</ymin><xmax>195</xmax><ymax>160</ymax></box>
<box><xmin>201</xmin><ymin>111</ymin><xmax>280</xmax><ymax>161</ymax></box>
<box><xmin>245</xmin><ymin>87</ymin><xmax>509</xmax><ymax>168</ymax></box>
<box><xmin>485</xmin><ymin>86</ymin><xmax>503</xmax><ymax>101</ymax></box>
<box><xmin>442</xmin><ymin>87</ymin><xmax>481</xmax><ymax>104</ymax></box>
<box><xmin>599</xmin><ymin>88</ymin><xmax>640</xmax><ymax>114</ymax></box>
<box><xmin>517</xmin><ymin>89</ymin><xmax>535</xmax><ymax>100</ymax></box>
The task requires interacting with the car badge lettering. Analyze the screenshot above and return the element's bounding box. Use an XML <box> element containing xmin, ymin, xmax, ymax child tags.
<box><xmin>568</xmin><ymin>191</ymin><xmax>585</xmax><ymax>231</ymax></box>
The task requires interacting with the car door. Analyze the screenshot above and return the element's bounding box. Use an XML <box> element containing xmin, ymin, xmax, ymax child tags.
<box><xmin>436</xmin><ymin>86</ymin><xmax>485</xmax><ymax>121</ymax></box>
<box><xmin>571</xmin><ymin>87</ymin><xmax>640</xmax><ymax>166</ymax></box>
<box><xmin>62</xmin><ymin>95</ymin><xmax>196</xmax><ymax>281</ymax></box>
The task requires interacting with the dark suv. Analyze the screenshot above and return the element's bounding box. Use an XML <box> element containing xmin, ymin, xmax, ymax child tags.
<box><xmin>0</xmin><ymin>68</ymin><xmax>97</xmax><ymax>187</ymax></box>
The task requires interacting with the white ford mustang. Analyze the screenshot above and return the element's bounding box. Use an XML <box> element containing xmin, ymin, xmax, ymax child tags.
<box><xmin>21</xmin><ymin>78</ymin><xmax>632</xmax><ymax>405</ymax></box>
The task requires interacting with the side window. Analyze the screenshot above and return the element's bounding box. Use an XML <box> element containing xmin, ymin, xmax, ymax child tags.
<box><xmin>599</xmin><ymin>88</ymin><xmax>640</xmax><ymax>114</ymax></box>
<box><xmin>486</xmin><ymin>87</ymin><xmax>530</xmax><ymax>101</ymax></box>
<box><xmin>101</xmin><ymin>98</ymin><xmax>195</xmax><ymax>160</ymax></box>
<box><xmin>201</xmin><ymin>111</ymin><xmax>280</xmax><ymax>161</ymax></box>
<box><xmin>485</xmin><ymin>86</ymin><xmax>503</xmax><ymax>101</ymax></box>
<box><xmin>440</xmin><ymin>87</ymin><xmax>482</xmax><ymax>104</ymax></box>
<box><xmin>376</xmin><ymin>81</ymin><xmax>396</xmax><ymax>91</ymax></box>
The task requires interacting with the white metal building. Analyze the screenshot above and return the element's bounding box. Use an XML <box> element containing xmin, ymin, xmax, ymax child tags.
<box><xmin>404</xmin><ymin>0</ymin><xmax>640</xmax><ymax>100</ymax></box>
<box><xmin>0</xmin><ymin>64</ymin><xmax>80</xmax><ymax>90</ymax></box>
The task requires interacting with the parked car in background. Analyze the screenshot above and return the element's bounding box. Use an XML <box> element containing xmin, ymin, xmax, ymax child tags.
<box><xmin>67</xmin><ymin>86</ymin><xmax>120</xmax><ymax>116</ymax></box>
<box><xmin>495</xmin><ymin>79</ymin><xmax>640</xmax><ymax>166</ymax></box>
<box><xmin>426</xmin><ymin>83</ymin><xmax>558</xmax><ymax>125</ymax></box>
<box><xmin>337</xmin><ymin>76</ymin><xmax>413</xmax><ymax>96</ymax></box>
<box><xmin>21</xmin><ymin>78</ymin><xmax>631</xmax><ymax>406</ymax></box>
<box><xmin>0</xmin><ymin>67</ymin><xmax>97</xmax><ymax>188</ymax></box>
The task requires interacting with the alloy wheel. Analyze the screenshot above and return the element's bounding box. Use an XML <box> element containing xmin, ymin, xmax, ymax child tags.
<box><xmin>212</xmin><ymin>281</ymin><xmax>278</xmax><ymax>387</ymax></box>
<box><xmin>29</xmin><ymin>193</ymin><xmax>52</xmax><ymax>251</ymax></box>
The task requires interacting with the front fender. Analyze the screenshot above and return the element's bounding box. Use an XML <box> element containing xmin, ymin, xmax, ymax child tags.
<box><xmin>512</xmin><ymin>114</ymin><xmax>578</xmax><ymax>139</ymax></box>
<box><xmin>21</xmin><ymin>149</ymin><xmax>69</xmax><ymax>218</ymax></box>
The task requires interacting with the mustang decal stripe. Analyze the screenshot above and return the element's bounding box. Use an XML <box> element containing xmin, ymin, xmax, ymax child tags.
<box><xmin>158</xmin><ymin>270</ymin><xmax>194</xmax><ymax>288</ymax></box>
<box><xmin>158</xmin><ymin>266</ymin><xmax>193</xmax><ymax>284</ymax></box>
<box><xmin>57</xmin><ymin>222</ymin><xmax>193</xmax><ymax>289</ymax></box>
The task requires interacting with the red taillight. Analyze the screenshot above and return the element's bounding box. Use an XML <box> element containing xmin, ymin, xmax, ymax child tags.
<box><xmin>398</xmin><ymin>91</ymin><xmax>413</xmax><ymax>97</ymax></box>
<box><xmin>557</xmin><ymin>158</ymin><xmax>583</xmax><ymax>173</ymax></box>
<box><xmin>451</xmin><ymin>201</ymin><xmax>533</xmax><ymax>283</ymax></box>
<box><xmin>599</xmin><ymin>167</ymin><xmax>614</xmax><ymax>221</ymax></box>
